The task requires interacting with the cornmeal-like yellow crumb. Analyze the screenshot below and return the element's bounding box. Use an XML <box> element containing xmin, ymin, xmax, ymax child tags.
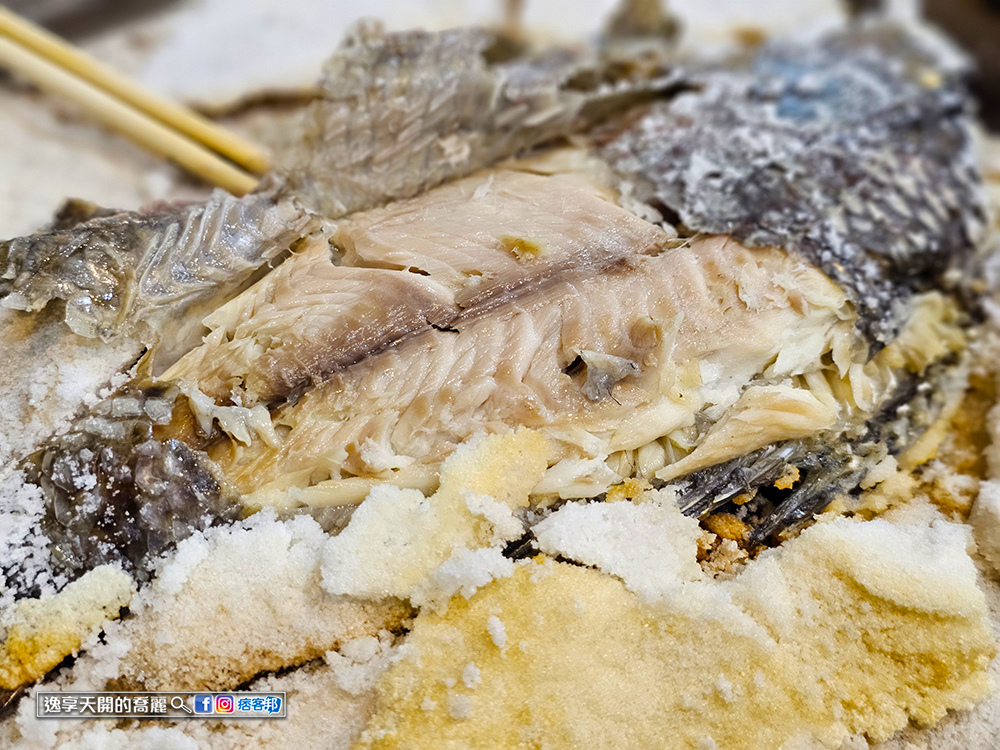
<box><xmin>605</xmin><ymin>477</ymin><xmax>650</xmax><ymax>502</ymax></box>
<box><xmin>321</xmin><ymin>430</ymin><xmax>550</xmax><ymax>607</ymax></box>
<box><xmin>774</xmin><ymin>465</ymin><xmax>800</xmax><ymax>490</ymax></box>
<box><xmin>0</xmin><ymin>566</ymin><xmax>134</xmax><ymax>689</ymax></box>
<box><xmin>498</xmin><ymin>235</ymin><xmax>545</xmax><ymax>261</ymax></box>
<box><xmin>357</xmin><ymin>517</ymin><xmax>994</xmax><ymax>749</ymax></box>
<box><xmin>703</xmin><ymin>512</ymin><xmax>749</xmax><ymax>541</ymax></box>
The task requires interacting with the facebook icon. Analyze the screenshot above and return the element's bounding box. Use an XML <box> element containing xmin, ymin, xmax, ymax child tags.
<box><xmin>193</xmin><ymin>694</ymin><xmax>215</xmax><ymax>714</ymax></box>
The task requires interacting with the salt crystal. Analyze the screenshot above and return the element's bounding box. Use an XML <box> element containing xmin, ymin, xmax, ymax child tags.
<box><xmin>449</xmin><ymin>694</ymin><xmax>473</xmax><ymax>720</ymax></box>
<box><xmin>462</xmin><ymin>662</ymin><xmax>481</xmax><ymax>688</ymax></box>
<box><xmin>487</xmin><ymin>616</ymin><xmax>507</xmax><ymax>649</ymax></box>
<box><xmin>533</xmin><ymin>498</ymin><xmax>702</xmax><ymax>601</ymax></box>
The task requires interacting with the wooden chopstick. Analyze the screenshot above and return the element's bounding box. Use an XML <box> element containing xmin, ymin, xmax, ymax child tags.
<box><xmin>0</xmin><ymin>6</ymin><xmax>269</xmax><ymax>195</ymax></box>
<box><xmin>0</xmin><ymin>35</ymin><xmax>259</xmax><ymax>196</ymax></box>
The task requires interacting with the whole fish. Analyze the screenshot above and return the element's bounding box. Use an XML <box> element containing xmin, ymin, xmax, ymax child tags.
<box><xmin>0</xmin><ymin>21</ymin><xmax>987</xmax><ymax>696</ymax></box>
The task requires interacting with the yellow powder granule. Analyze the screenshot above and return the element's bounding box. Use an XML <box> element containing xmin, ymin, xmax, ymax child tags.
<box><xmin>703</xmin><ymin>512</ymin><xmax>749</xmax><ymax>541</ymax></box>
<box><xmin>357</xmin><ymin>517</ymin><xmax>994</xmax><ymax>749</ymax></box>
<box><xmin>498</xmin><ymin>235</ymin><xmax>545</xmax><ymax>261</ymax></box>
<box><xmin>0</xmin><ymin>566</ymin><xmax>134</xmax><ymax>689</ymax></box>
<box><xmin>605</xmin><ymin>477</ymin><xmax>650</xmax><ymax>503</ymax></box>
<box><xmin>774</xmin><ymin>465</ymin><xmax>800</xmax><ymax>490</ymax></box>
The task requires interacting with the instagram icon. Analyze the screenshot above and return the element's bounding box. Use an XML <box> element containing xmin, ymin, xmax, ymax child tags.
<box><xmin>215</xmin><ymin>695</ymin><xmax>235</xmax><ymax>714</ymax></box>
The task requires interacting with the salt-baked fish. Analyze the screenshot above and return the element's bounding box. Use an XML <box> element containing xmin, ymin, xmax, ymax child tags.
<box><xmin>0</xmin><ymin>21</ymin><xmax>987</xmax><ymax>700</ymax></box>
<box><xmin>0</xmin><ymin>24</ymin><xmax>678</xmax><ymax>478</ymax></box>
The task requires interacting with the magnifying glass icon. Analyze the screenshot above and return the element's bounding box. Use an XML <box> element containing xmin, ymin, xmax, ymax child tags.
<box><xmin>170</xmin><ymin>696</ymin><xmax>193</xmax><ymax>714</ymax></box>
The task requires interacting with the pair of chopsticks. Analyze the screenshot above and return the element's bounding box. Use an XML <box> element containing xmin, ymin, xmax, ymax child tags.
<box><xmin>0</xmin><ymin>6</ymin><xmax>268</xmax><ymax>196</ymax></box>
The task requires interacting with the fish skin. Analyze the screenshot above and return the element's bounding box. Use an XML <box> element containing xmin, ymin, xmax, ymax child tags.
<box><xmin>283</xmin><ymin>24</ymin><xmax>678</xmax><ymax>219</ymax></box>
<box><xmin>598</xmin><ymin>24</ymin><xmax>987</xmax><ymax>348</ymax></box>
<box><xmin>672</xmin><ymin>353</ymin><xmax>969</xmax><ymax>545</ymax></box>
<box><xmin>0</xmin><ymin>187</ymin><xmax>319</xmax><ymax>364</ymax></box>
<box><xmin>16</xmin><ymin>384</ymin><xmax>240</xmax><ymax>587</ymax></box>
<box><xmin>0</xmin><ymin>188</ymin><xmax>319</xmax><ymax>470</ymax></box>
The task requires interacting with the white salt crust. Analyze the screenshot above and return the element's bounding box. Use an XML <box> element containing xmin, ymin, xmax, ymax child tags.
<box><xmin>0</xmin><ymin>472</ymin><xmax>60</xmax><ymax>629</ymax></box>
<box><xmin>532</xmin><ymin>491</ymin><xmax>703</xmax><ymax>602</ymax></box>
